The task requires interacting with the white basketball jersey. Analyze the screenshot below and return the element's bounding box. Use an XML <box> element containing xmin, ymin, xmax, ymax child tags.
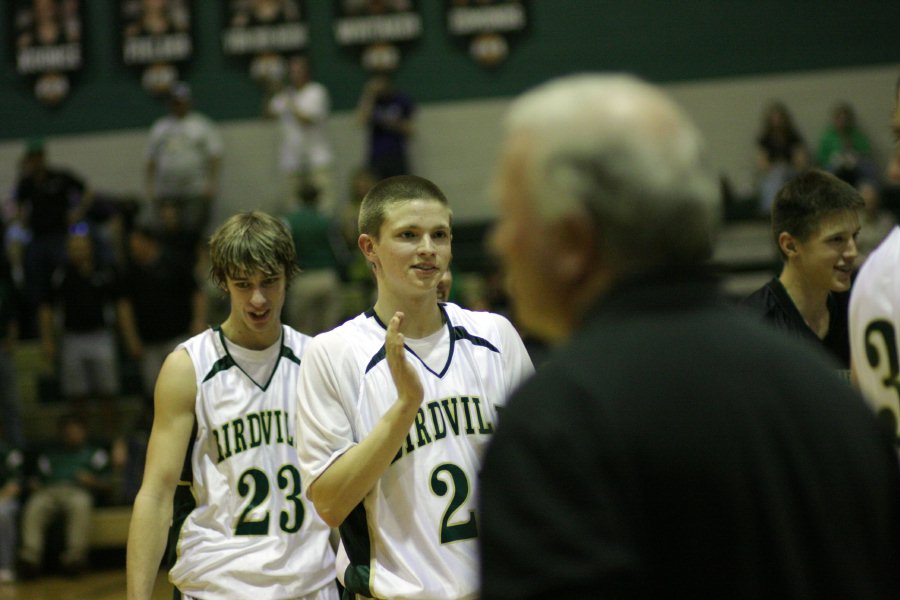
<box><xmin>297</xmin><ymin>303</ymin><xmax>534</xmax><ymax>600</ymax></box>
<box><xmin>169</xmin><ymin>326</ymin><xmax>336</xmax><ymax>599</ymax></box>
<box><xmin>850</xmin><ymin>226</ymin><xmax>900</xmax><ymax>441</ymax></box>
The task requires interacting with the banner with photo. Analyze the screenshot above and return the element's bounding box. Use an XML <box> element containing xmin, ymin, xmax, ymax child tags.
<box><xmin>120</xmin><ymin>0</ymin><xmax>193</xmax><ymax>95</ymax></box>
<box><xmin>222</xmin><ymin>0</ymin><xmax>309</xmax><ymax>89</ymax></box>
<box><xmin>333</xmin><ymin>0</ymin><xmax>422</xmax><ymax>72</ymax></box>
<box><xmin>445</xmin><ymin>0</ymin><xmax>527</xmax><ymax>68</ymax></box>
<box><xmin>12</xmin><ymin>0</ymin><xmax>85</xmax><ymax>106</ymax></box>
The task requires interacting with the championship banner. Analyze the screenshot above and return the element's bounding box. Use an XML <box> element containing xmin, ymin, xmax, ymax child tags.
<box><xmin>445</xmin><ymin>0</ymin><xmax>527</xmax><ymax>68</ymax></box>
<box><xmin>333</xmin><ymin>0</ymin><xmax>422</xmax><ymax>72</ymax></box>
<box><xmin>120</xmin><ymin>0</ymin><xmax>193</xmax><ymax>95</ymax></box>
<box><xmin>13</xmin><ymin>0</ymin><xmax>85</xmax><ymax>106</ymax></box>
<box><xmin>222</xmin><ymin>0</ymin><xmax>309</xmax><ymax>89</ymax></box>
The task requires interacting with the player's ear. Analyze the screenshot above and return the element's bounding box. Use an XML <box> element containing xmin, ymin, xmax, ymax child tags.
<box><xmin>778</xmin><ymin>231</ymin><xmax>798</xmax><ymax>257</ymax></box>
<box><xmin>358</xmin><ymin>233</ymin><xmax>378</xmax><ymax>264</ymax></box>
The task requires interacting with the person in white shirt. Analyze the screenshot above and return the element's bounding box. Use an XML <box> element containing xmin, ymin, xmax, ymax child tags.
<box><xmin>145</xmin><ymin>82</ymin><xmax>223</xmax><ymax>235</ymax></box>
<box><xmin>265</xmin><ymin>55</ymin><xmax>335</xmax><ymax>217</ymax></box>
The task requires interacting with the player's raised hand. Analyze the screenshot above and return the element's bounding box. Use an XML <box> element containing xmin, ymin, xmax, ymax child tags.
<box><xmin>386</xmin><ymin>311</ymin><xmax>424</xmax><ymax>407</ymax></box>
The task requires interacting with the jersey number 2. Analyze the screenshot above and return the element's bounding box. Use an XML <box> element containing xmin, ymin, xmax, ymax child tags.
<box><xmin>235</xmin><ymin>465</ymin><xmax>305</xmax><ymax>535</ymax></box>
<box><xmin>430</xmin><ymin>463</ymin><xmax>478</xmax><ymax>544</ymax></box>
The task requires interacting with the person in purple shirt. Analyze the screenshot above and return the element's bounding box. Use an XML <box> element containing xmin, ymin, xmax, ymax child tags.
<box><xmin>356</xmin><ymin>73</ymin><xmax>416</xmax><ymax>178</ymax></box>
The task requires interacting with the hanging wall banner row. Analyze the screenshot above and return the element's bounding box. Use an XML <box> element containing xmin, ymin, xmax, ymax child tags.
<box><xmin>12</xmin><ymin>0</ymin><xmax>528</xmax><ymax>106</ymax></box>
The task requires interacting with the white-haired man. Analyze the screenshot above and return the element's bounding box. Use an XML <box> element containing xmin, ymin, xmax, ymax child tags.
<box><xmin>480</xmin><ymin>74</ymin><xmax>900</xmax><ymax>599</ymax></box>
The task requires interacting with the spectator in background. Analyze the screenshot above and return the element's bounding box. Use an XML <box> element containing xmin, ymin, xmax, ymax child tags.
<box><xmin>156</xmin><ymin>194</ymin><xmax>203</xmax><ymax>270</ymax></box>
<box><xmin>338</xmin><ymin>166</ymin><xmax>380</xmax><ymax>317</ymax></box>
<box><xmin>118</xmin><ymin>217</ymin><xmax>206</xmax><ymax>405</ymax></box>
<box><xmin>818</xmin><ymin>102</ymin><xmax>879</xmax><ymax>190</ymax></box>
<box><xmin>38</xmin><ymin>227</ymin><xmax>130</xmax><ymax>428</ymax></box>
<box><xmin>0</xmin><ymin>234</ymin><xmax>24</xmax><ymax>450</ymax></box>
<box><xmin>356</xmin><ymin>73</ymin><xmax>415</xmax><ymax>178</ymax></box>
<box><xmin>264</xmin><ymin>55</ymin><xmax>335</xmax><ymax>216</ymax></box>
<box><xmin>17</xmin><ymin>413</ymin><xmax>111</xmax><ymax>580</ymax></box>
<box><xmin>283</xmin><ymin>183</ymin><xmax>348</xmax><ymax>335</ymax></box>
<box><xmin>340</xmin><ymin>165</ymin><xmax>379</xmax><ymax>248</ymax></box>
<box><xmin>11</xmin><ymin>139</ymin><xmax>94</xmax><ymax>336</ymax></box>
<box><xmin>756</xmin><ymin>101</ymin><xmax>809</xmax><ymax>215</ymax></box>
<box><xmin>817</xmin><ymin>102</ymin><xmax>892</xmax><ymax>261</ymax></box>
<box><xmin>145</xmin><ymin>82</ymin><xmax>223</xmax><ymax>236</ymax></box>
<box><xmin>743</xmin><ymin>169</ymin><xmax>863</xmax><ymax>371</ymax></box>
<box><xmin>0</xmin><ymin>428</ymin><xmax>24</xmax><ymax>584</ymax></box>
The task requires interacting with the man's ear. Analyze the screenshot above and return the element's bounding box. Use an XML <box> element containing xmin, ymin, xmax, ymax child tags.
<box><xmin>778</xmin><ymin>231</ymin><xmax>798</xmax><ymax>258</ymax></box>
<box><xmin>551</xmin><ymin>214</ymin><xmax>600</xmax><ymax>282</ymax></box>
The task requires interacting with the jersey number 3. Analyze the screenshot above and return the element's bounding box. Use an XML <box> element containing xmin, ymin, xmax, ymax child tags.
<box><xmin>235</xmin><ymin>465</ymin><xmax>305</xmax><ymax>535</ymax></box>
<box><xmin>864</xmin><ymin>319</ymin><xmax>900</xmax><ymax>439</ymax></box>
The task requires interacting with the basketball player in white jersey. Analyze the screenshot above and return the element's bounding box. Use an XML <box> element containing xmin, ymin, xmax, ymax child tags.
<box><xmin>295</xmin><ymin>175</ymin><xmax>534</xmax><ymax>600</ymax></box>
<box><xmin>127</xmin><ymin>211</ymin><xmax>338</xmax><ymax>600</ymax></box>
<box><xmin>849</xmin><ymin>76</ymin><xmax>900</xmax><ymax>444</ymax></box>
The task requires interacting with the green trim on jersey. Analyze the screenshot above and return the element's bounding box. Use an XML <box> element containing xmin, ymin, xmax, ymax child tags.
<box><xmin>204</xmin><ymin>326</ymin><xmax>297</xmax><ymax>391</ymax></box>
<box><xmin>339</xmin><ymin>502</ymin><xmax>374</xmax><ymax>598</ymax></box>
<box><xmin>364</xmin><ymin>305</ymin><xmax>499</xmax><ymax>377</ymax></box>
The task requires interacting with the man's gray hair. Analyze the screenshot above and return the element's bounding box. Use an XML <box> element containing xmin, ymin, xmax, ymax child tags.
<box><xmin>504</xmin><ymin>74</ymin><xmax>721</xmax><ymax>270</ymax></box>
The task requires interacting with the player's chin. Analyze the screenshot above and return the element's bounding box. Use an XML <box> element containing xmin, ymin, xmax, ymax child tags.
<box><xmin>831</xmin><ymin>269</ymin><xmax>853</xmax><ymax>291</ymax></box>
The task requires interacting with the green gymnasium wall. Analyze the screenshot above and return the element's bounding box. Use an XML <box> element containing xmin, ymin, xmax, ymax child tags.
<box><xmin>2</xmin><ymin>1</ymin><xmax>899</xmax><ymax>141</ymax></box>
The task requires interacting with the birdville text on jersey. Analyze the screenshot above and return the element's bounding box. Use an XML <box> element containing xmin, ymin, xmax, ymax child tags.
<box><xmin>209</xmin><ymin>396</ymin><xmax>496</xmax><ymax>465</ymax></box>
<box><xmin>391</xmin><ymin>396</ymin><xmax>495</xmax><ymax>464</ymax></box>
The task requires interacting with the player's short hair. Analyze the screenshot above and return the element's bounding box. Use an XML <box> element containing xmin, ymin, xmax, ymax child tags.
<box><xmin>771</xmin><ymin>169</ymin><xmax>864</xmax><ymax>260</ymax></box>
<box><xmin>208</xmin><ymin>211</ymin><xmax>299</xmax><ymax>289</ymax></box>
<box><xmin>358</xmin><ymin>175</ymin><xmax>451</xmax><ymax>238</ymax></box>
<box><xmin>503</xmin><ymin>74</ymin><xmax>720</xmax><ymax>271</ymax></box>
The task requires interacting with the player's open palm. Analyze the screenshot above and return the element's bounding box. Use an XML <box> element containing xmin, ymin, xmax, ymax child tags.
<box><xmin>386</xmin><ymin>312</ymin><xmax>424</xmax><ymax>407</ymax></box>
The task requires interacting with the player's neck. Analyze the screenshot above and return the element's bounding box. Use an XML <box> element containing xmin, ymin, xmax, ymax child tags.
<box><xmin>373</xmin><ymin>294</ymin><xmax>444</xmax><ymax>339</ymax></box>
<box><xmin>220</xmin><ymin>317</ymin><xmax>282</xmax><ymax>351</ymax></box>
<box><xmin>778</xmin><ymin>270</ymin><xmax>830</xmax><ymax>336</ymax></box>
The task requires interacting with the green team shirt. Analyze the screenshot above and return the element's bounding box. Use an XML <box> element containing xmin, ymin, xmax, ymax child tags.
<box><xmin>37</xmin><ymin>444</ymin><xmax>108</xmax><ymax>485</ymax></box>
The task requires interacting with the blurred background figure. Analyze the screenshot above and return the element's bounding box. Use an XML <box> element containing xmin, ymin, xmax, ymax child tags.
<box><xmin>338</xmin><ymin>166</ymin><xmax>379</xmax><ymax>317</ymax></box>
<box><xmin>11</xmin><ymin>139</ymin><xmax>94</xmax><ymax>338</ymax></box>
<box><xmin>17</xmin><ymin>413</ymin><xmax>111</xmax><ymax>580</ymax></box>
<box><xmin>756</xmin><ymin>101</ymin><xmax>809</xmax><ymax>215</ymax></box>
<box><xmin>118</xmin><ymin>217</ymin><xmax>206</xmax><ymax>405</ymax></box>
<box><xmin>37</xmin><ymin>228</ymin><xmax>128</xmax><ymax>431</ymax></box>
<box><xmin>0</xmin><ymin>424</ymin><xmax>23</xmax><ymax>584</ymax></box>
<box><xmin>0</xmin><ymin>233</ymin><xmax>25</xmax><ymax>450</ymax></box>
<box><xmin>145</xmin><ymin>82</ymin><xmax>223</xmax><ymax>237</ymax></box>
<box><xmin>283</xmin><ymin>182</ymin><xmax>348</xmax><ymax>335</ymax></box>
<box><xmin>817</xmin><ymin>101</ymin><xmax>892</xmax><ymax>262</ymax></box>
<box><xmin>356</xmin><ymin>73</ymin><xmax>416</xmax><ymax>179</ymax></box>
<box><xmin>265</xmin><ymin>55</ymin><xmax>335</xmax><ymax>216</ymax></box>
